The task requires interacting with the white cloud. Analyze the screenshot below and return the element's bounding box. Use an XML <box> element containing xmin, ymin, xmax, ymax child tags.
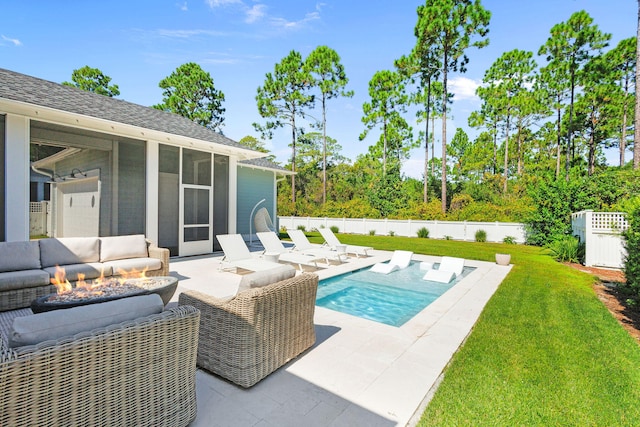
<box><xmin>448</xmin><ymin>76</ymin><xmax>480</xmax><ymax>101</ymax></box>
<box><xmin>270</xmin><ymin>11</ymin><xmax>320</xmax><ymax>29</ymax></box>
<box><xmin>177</xmin><ymin>1</ymin><xmax>188</xmax><ymax>11</ymax></box>
<box><xmin>204</xmin><ymin>0</ymin><xmax>242</xmax><ymax>7</ymax></box>
<box><xmin>245</xmin><ymin>4</ymin><xmax>266</xmax><ymax>23</ymax></box>
<box><xmin>1</xmin><ymin>35</ymin><xmax>22</xmax><ymax>46</ymax></box>
<box><xmin>154</xmin><ymin>29</ymin><xmax>229</xmax><ymax>38</ymax></box>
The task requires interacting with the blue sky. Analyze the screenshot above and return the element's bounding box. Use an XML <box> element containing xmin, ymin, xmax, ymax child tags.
<box><xmin>1</xmin><ymin>0</ymin><xmax>636</xmax><ymax>177</ymax></box>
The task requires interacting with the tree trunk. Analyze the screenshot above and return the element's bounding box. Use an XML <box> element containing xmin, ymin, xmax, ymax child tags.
<box><xmin>322</xmin><ymin>95</ymin><xmax>327</xmax><ymax>205</ymax></box>
<box><xmin>291</xmin><ymin>114</ymin><xmax>296</xmax><ymax>205</ymax></box>
<box><xmin>517</xmin><ymin>119</ymin><xmax>523</xmax><ymax>175</ymax></box>
<box><xmin>622</xmin><ymin>96</ymin><xmax>628</xmax><ymax>167</ymax></box>
<box><xmin>441</xmin><ymin>64</ymin><xmax>448</xmax><ymax>214</ymax></box>
<box><xmin>588</xmin><ymin>114</ymin><xmax>596</xmax><ymax>176</ymax></box>
<box><xmin>567</xmin><ymin>69</ymin><xmax>575</xmax><ymax>180</ymax></box>
<box><xmin>423</xmin><ymin>80</ymin><xmax>431</xmax><ymax>204</ymax></box>
<box><xmin>431</xmin><ymin>114</ymin><xmax>436</xmax><ymax>176</ymax></box>
<box><xmin>556</xmin><ymin>104</ymin><xmax>562</xmax><ymax>179</ymax></box>
<box><xmin>383</xmin><ymin>117</ymin><xmax>387</xmax><ymax>177</ymax></box>
<box><xmin>492</xmin><ymin>122</ymin><xmax>498</xmax><ymax>174</ymax></box>
<box><xmin>503</xmin><ymin>114</ymin><xmax>510</xmax><ymax>194</ymax></box>
<box><xmin>635</xmin><ymin>0</ymin><xmax>640</xmax><ymax>169</ymax></box>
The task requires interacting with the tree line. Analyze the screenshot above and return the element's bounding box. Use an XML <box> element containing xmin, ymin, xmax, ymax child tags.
<box><xmin>60</xmin><ymin>1</ymin><xmax>640</xmax><ymax>246</ymax></box>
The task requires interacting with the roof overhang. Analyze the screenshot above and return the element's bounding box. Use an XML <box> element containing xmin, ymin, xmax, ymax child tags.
<box><xmin>0</xmin><ymin>97</ymin><xmax>265</xmax><ymax>161</ymax></box>
<box><xmin>238</xmin><ymin>162</ymin><xmax>295</xmax><ymax>175</ymax></box>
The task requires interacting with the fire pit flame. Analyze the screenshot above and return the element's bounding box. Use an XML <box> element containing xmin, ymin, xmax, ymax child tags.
<box><xmin>50</xmin><ymin>265</ymin><xmax>153</xmax><ymax>299</ymax></box>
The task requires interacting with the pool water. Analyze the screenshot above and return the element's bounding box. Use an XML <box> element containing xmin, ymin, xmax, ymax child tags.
<box><xmin>316</xmin><ymin>262</ymin><xmax>474</xmax><ymax>327</ymax></box>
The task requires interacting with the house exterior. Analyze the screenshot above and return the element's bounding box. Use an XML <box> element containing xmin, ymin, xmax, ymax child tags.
<box><xmin>0</xmin><ymin>68</ymin><xmax>289</xmax><ymax>256</ymax></box>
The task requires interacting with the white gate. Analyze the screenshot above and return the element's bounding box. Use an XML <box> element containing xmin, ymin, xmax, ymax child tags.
<box><xmin>572</xmin><ymin>210</ymin><xmax>628</xmax><ymax>269</ymax></box>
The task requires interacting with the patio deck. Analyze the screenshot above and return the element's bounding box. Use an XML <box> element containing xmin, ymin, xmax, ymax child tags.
<box><xmin>167</xmin><ymin>245</ymin><xmax>511</xmax><ymax>427</ymax></box>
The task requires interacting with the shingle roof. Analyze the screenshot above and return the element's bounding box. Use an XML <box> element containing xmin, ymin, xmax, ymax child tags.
<box><xmin>0</xmin><ymin>67</ymin><xmax>251</xmax><ymax>152</ymax></box>
<box><xmin>239</xmin><ymin>157</ymin><xmax>293</xmax><ymax>174</ymax></box>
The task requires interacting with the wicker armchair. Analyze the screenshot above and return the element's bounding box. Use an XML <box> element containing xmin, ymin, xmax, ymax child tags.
<box><xmin>0</xmin><ymin>305</ymin><xmax>200</xmax><ymax>427</ymax></box>
<box><xmin>179</xmin><ymin>273</ymin><xmax>318</xmax><ymax>388</ymax></box>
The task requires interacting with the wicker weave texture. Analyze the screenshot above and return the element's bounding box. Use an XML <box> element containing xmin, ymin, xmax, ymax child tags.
<box><xmin>0</xmin><ymin>305</ymin><xmax>200</xmax><ymax>427</ymax></box>
<box><xmin>179</xmin><ymin>273</ymin><xmax>318</xmax><ymax>388</ymax></box>
<box><xmin>0</xmin><ymin>243</ymin><xmax>169</xmax><ymax>312</ymax></box>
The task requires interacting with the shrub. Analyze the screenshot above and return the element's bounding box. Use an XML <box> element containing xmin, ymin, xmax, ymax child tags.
<box><xmin>475</xmin><ymin>229</ymin><xmax>487</xmax><ymax>242</ymax></box>
<box><xmin>417</xmin><ymin>227</ymin><xmax>430</xmax><ymax>238</ymax></box>
<box><xmin>369</xmin><ymin>230</ymin><xmax>376</xmax><ymax>236</ymax></box>
<box><xmin>296</xmin><ymin>225</ymin><xmax>306</xmax><ymax>232</ymax></box>
<box><xmin>548</xmin><ymin>235</ymin><xmax>584</xmax><ymax>263</ymax></box>
<box><xmin>444</xmin><ymin>235</ymin><xmax>452</xmax><ymax>240</ymax></box>
<box><xmin>330</xmin><ymin>225</ymin><xmax>339</xmax><ymax>233</ymax></box>
<box><xmin>389</xmin><ymin>230</ymin><xmax>395</xmax><ymax>237</ymax></box>
<box><xmin>624</xmin><ymin>207</ymin><xmax>640</xmax><ymax>298</ymax></box>
<box><xmin>503</xmin><ymin>236</ymin><xmax>517</xmax><ymax>244</ymax></box>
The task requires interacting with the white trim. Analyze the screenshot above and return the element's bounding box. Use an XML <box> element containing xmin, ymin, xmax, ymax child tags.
<box><xmin>0</xmin><ymin>98</ymin><xmax>263</xmax><ymax>160</ymax></box>
<box><xmin>228</xmin><ymin>157</ymin><xmax>238</xmax><ymax>234</ymax></box>
<box><xmin>238</xmin><ymin>161</ymin><xmax>294</xmax><ymax>175</ymax></box>
<box><xmin>146</xmin><ymin>140</ymin><xmax>159</xmax><ymax>245</ymax></box>
<box><xmin>5</xmin><ymin>114</ymin><xmax>30</xmax><ymax>240</ymax></box>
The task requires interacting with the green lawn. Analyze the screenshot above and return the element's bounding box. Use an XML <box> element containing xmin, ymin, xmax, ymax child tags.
<box><xmin>303</xmin><ymin>232</ymin><xmax>640</xmax><ymax>426</ymax></box>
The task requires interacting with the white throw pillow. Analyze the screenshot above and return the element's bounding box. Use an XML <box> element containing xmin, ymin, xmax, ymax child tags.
<box><xmin>9</xmin><ymin>294</ymin><xmax>163</xmax><ymax>348</ymax></box>
<box><xmin>237</xmin><ymin>265</ymin><xmax>296</xmax><ymax>293</ymax></box>
<box><xmin>100</xmin><ymin>235</ymin><xmax>148</xmax><ymax>262</ymax></box>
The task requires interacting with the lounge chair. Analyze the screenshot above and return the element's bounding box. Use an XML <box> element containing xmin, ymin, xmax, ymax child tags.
<box><xmin>216</xmin><ymin>234</ymin><xmax>282</xmax><ymax>272</ymax></box>
<box><xmin>370</xmin><ymin>250</ymin><xmax>413</xmax><ymax>274</ymax></box>
<box><xmin>287</xmin><ymin>229</ymin><xmax>347</xmax><ymax>264</ymax></box>
<box><xmin>254</xmin><ymin>207</ymin><xmax>276</xmax><ymax>233</ymax></box>
<box><xmin>256</xmin><ymin>231</ymin><xmax>323</xmax><ymax>271</ymax></box>
<box><xmin>318</xmin><ymin>228</ymin><xmax>372</xmax><ymax>258</ymax></box>
<box><xmin>423</xmin><ymin>256</ymin><xmax>465</xmax><ymax>283</ymax></box>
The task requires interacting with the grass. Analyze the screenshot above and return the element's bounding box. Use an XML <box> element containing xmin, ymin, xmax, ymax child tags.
<box><xmin>303</xmin><ymin>232</ymin><xmax>640</xmax><ymax>425</ymax></box>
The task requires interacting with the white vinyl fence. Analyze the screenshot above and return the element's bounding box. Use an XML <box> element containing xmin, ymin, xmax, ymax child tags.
<box><xmin>572</xmin><ymin>210</ymin><xmax>628</xmax><ymax>268</ymax></box>
<box><xmin>278</xmin><ymin>216</ymin><xmax>526</xmax><ymax>243</ymax></box>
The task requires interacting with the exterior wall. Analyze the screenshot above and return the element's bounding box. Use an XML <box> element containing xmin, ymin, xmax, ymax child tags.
<box><xmin>279</xmin><ymin>216</ymin><xmax>527</xmax><ymax>243</ymax></box>
<box><xmin>237</xmin><ymin>166</ymin><xmax>275</xmax><ymax>235</ymax></box>
<box><xmin>5</xmin><ymin>114</ymin><xmax>30</xmax><ymax>241</ymax></box>
<box><xmin>572</xmin><ymin>210</ymin><xmax>628</xmax><ymax>268</ymax></box>
<box><xmin>0</xmin><ymin>115</ymin><xmax>4</xmax><ymax>242</ymax></box>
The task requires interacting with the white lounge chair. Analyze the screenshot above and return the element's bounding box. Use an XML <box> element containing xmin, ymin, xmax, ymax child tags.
<box><xmin>256</xmin><ymin>232</ymin><xmax>323</xmax><ymax>271</ymax></box>
<box><xmin>318</xmin><ymin>228</ymin><xmax>372</xmax><ymax>258</ymax></box>
<box><xmin>216</xmin><ymin>234</ymin><xmax>283</xmax><ymax>272</ymax></box>
<box><xmin>287</xmin><ymin>229</ymin><xmax>347</xmax><ymax>264</ymax></box>
<box><xmin>423</xmin><ymin>256</ymin><xmax>465</xmax><ymax>283</ymax></box>
<box><xmin>253</xmin><ymin>207</ymin><xmax>276</xmax><ymax>233</ymax></box>
<box><xmin>370</xmin><ymin>250</ymin><xmax>413</xmax><ymax>274</ymax></box>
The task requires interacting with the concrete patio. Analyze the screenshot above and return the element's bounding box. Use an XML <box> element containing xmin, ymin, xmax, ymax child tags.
<box><xmin>167</xmin><ymin>247</ymin><xmax>511</xmax><ymax>427</ymax></box>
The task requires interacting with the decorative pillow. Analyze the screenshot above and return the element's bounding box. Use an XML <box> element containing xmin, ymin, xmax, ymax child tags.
<box><xmin>100</xmin><ymin>235</ymin><xmax>148</xmax><ymax>262</ymax></box>
<box><xmin>237</xmin><ymin>265</ymin><xmax>296</xmax><ymax>293</ymax></box>
<box><xmin>0</xmin><ymin>241</ymin><xmax>41</xmax><ymax>272</ymax></box>
<box><xmin>9</xmin><ymin>294</ymin><xmax>164</xmax><ymax>348</ymax></box>
<box><xmin>39</xmin><ymin>237</ymin><xmax>100</xmax><ymax>267</ymax></box>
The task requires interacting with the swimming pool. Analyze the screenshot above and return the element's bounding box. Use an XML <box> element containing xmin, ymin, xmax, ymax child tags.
<box><xmin>316</xmin><ymin>262</ymin><xmax>474</xmax><ymax>327</ymax></box>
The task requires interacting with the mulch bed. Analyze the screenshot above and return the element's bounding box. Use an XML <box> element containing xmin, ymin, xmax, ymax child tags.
<box><xmin>566</xmin><ymin>263</ymin><xmax>640</xmax><ymax>343</ymax></box>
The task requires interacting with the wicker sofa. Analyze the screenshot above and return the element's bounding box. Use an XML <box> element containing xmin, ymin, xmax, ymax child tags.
<box><xmin>0</xmin><ymin>235</ymin><xmax>170</xmax><ymax>312</ymax></box>
<box><xmin>0</xmin><ymin>302</ymin><xmax>200</xmax><ymax>427</ymax></box>
<box><xmin>179</xmin><ymin>271</ymin><xmax>318</xmax><ymax>388</ymax></box>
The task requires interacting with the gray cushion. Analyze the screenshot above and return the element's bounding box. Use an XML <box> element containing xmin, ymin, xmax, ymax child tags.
<box><xmin>100</xmin><ymin>235</ymin><xmax>148</xmax><ymax>262</ymax></box>
<box><xmin>103</xmin><ymin>258</ymin><xmax>162</xmax><ymax>276</ymax></box>
<box><xmin>9</xmin><ymin>294</ymin><xmax>164</xmax><ymax>348</ymax></box>
<box><xmin>43</xmin><ymin>262</ymin><xmax>111</xmax><ymax>282</ymax></box>
<box><xmin>39</xmin><ymin>237</ymin><xmax>100</xmax><ymax>268</ymax></box>
<box><xmin>0</xmin><ymin>241</ymin><xmax>41</xmax><ymax>272</ymax></box>
<box><xmin>237</xmin><ymin>265</ymin><xmax>296</xmax><ymax>293</ymax></box>
<box><xmin>0</xmin><ymin>270</ymin><xmax>51</xmax><ymax>291</ymax></box>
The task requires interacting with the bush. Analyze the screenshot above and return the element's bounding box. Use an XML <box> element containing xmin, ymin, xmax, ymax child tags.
<box><xmin>503</xmin><ymin>236</ymin><xmax>517</xmax><ymax>244</ymax></box>
<box><xmin>548</xmin><ymin>235</ymin><xmax>584</xmax><ymax>263</ymax></box>
<box><xmin>417</xmin><ymin>227</ymin><xmax>430</xmax><ymax>238</ymax></box>
<box><xmin>389</xmin><ymin>230</ymin><xmax>395</xmax><ymax>237</ymax></box>
<box><xmin>475</xmin><ymin>229</ymin><xmax>487</xmax><ymax>242</ymax></box>
<box><xmin>624</xmin><ymin>207</ymin><xmax>640</xmax><ymax>298</ymax></box>
<box><xmin>330</xmin><ymin>225</ymin><xmax>339</xmax><ymax>233</ymax></box>
<box><xmin>445</xmin><ymin>235</ymin><xmax>452</xmax><ymax>240</ymax></box>
<box><xmin>296</xmin><ymin>225</ymin><xmax>306</xmax><ymax>232</ymax></box>
<box><xmin>369</xmin><ymin>230</ymin><xmax>376</xmax><ymax>236</ymax></box>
